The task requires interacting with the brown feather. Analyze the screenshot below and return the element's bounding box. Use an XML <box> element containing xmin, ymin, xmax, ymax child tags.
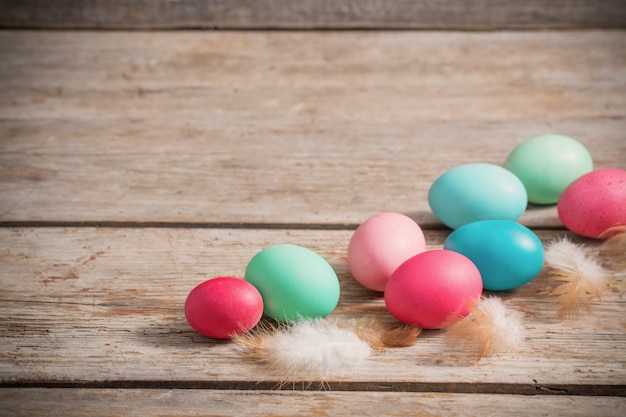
<box><xmin>379</xmin><ymin>325</ymin><xmax>421</xmax><ymax>348</ymax></box>
<box><xmin>549</xmin><ymin>269</ymin><xmax>603</xmax><ymax>319</ymax></box>
<box><xmin>340</xmin><ymin>317</ymin><xmax>420</xmax><ymax>351</ymax></box>
<box><xmin>444</xmin><ymin>304</ymin><xmax>495</xmax><ymax>360</ymax></box>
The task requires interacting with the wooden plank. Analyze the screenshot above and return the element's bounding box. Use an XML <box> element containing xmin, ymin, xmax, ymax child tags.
<box><xmin>1</xmin><ymin>227</ymin><xmax>624</xmax><ymax>389</ymax></box>
<box><xmin>1</xmin><ymin>30</ymin><xmax>625</xmax><ymax>226</ymax></box>
<box><xmin>0</xmin><ymin>0</ymin><xmax>625</xmax><ymax>29</ymax></box>
<box><xmin>0</xmin><ymin>389</ymin><xmax>624</xmax><ymax>417</ymax></box>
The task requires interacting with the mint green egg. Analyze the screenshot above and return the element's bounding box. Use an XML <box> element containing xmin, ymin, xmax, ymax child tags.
<box><xmin>244</xmin><ymin>244</ymin><xmax>340</xmax><ymax>322</ymax></box>
<box><xmin>504</xmin><ymin>134</ymin><xmax>593</xmax><ymax>205</ymax></box>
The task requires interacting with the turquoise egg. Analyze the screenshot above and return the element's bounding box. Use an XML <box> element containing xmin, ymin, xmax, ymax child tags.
<box><xmin>245</xmin><ymin>244</ymin><xmax>340</xmax><ymax>322</ymax></box>
<box><xmin>428</xmin><ymin>163</ymin><xmax>527</xmax><ymax>229</ymax></box>
<box><xmin>444</xmin><ymin>220</ymin><xmax>544</xmax><ymax>291</ymax></box>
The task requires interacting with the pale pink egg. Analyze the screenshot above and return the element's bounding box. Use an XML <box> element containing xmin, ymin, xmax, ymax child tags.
<box><xmin>348</xmin><ymin>212</ymin><xmax>426</xmax><ymax>292</ymax></box>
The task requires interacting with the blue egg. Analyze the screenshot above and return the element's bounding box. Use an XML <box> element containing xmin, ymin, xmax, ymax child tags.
<box><xmin>443</xmin><ymin>220</ymin><xmax>544</xmax><ymax>291</ymax></box>
<box><xmin>428</xmin><ymin>163</ymin><xmax>527</xmax><ymax>229</ymax></box>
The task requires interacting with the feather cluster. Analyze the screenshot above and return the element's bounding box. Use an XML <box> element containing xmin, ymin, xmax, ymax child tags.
<box><xmin>444</xmin><ymin>296</ymin><xmax>525</xmax><ymax>360</ymax></box>
<box><xmin>235</xmin><ymin>317</ymin><xmax>419</xmax><ymax>385</ymax></box>
<box><xmin>544</xmin><ymin>237</ymin><xmax>608</xmax><ymax>319</ymax></box>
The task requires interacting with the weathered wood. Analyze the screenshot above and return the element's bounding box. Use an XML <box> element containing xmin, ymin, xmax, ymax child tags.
<box><xmin>0</xmin><ymin>228</ymin><xmax>624</xmax><ymax>389</ymax></box>
<box><xmin>0</xmin><ymin>26</ymin><xmax>625</xmax><ymax>414</ymax></box>
<box><xmin>0</xmin><ymin>389</ymin><xmax>625</xmax><ymax>417</ymax></box>
<box><xmin>1</xmin><ymin>0</ymin><xmax>625</xmax><ymax>29</ymax></box>
<box><xmin>1</xmin><ymin>30</ymin><xmax>624</xmax><ymax>226</ymax></box>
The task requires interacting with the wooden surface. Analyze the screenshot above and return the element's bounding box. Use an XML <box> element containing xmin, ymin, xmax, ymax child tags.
<box><xmin>1</xmin><ymin>30</ymin><xmax>625</xmax><ymax>226</ymax></box>
<box><xmin>1</xmin><ymin>0</ymin><xmax>626</xmax><ymax>29</ymax></box>
<box><xmin>1</xmin><ymin>389</ymin><xmax>625</xmax><ymax>417</ymax></box>
<box><xmin>1</xmin><ymin>29</ymin><xmax>626</xmax><ymax>416</ymax></box>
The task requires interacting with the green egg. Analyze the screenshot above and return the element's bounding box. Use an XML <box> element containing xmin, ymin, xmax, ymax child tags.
<box><xmin>244</xmin><ymin>244</ymin><xmax>340</xmax><ymax>322</ymax></box>
<box><xmin>504</xmin><ymin>134</ymin><xmax>593</xmax><ymax>205</ymax></box>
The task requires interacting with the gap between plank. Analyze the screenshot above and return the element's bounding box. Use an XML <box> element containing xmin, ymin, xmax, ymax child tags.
<box><xmin>1</xmin><ymin>380</ymin><xmax>624</xmax><ymax>397</ymax></box>
<box><xmin>0</xmin><ymin>221</ymin><xmax>566</xmax><ymax>232</ymax></box>
<box><xmin>0</xmin><ymin>220</ymin><xmax>360</xmax><ymax>231</ymax></box>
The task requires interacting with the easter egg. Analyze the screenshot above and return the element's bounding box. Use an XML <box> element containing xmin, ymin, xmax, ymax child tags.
<box><xmin>428</xmin><ymin>163</ymin><xmax>528</xmax><ymax>229</ymax></box>
<box><xmin>384</xmin><ymin>250</ymin><xmax>483</xmax><ymax>329</ymax></box>
<box><xmin>504</xmin><ymin>134</ymin><xmax>593</xmax><ymax>204</ymax></box>
<box><xmin>184</xmin><ymin>277</ymin><xmax>264</xmax><ymax>339</ymax></box>
<box><xmin>444</xmin><ymin>220</ymin><xmax>544</xmax><ymax>291</ymax></box>
<box><xmin>557</xmin><ymin>168</ymin><xmax>626</xmax><ymax>238</ymax></box>
<box><xmin>245</xmin><ymin>244</ymin><xmax>340</xmax><ymax>322</ymax></box>
<box><xmin>348</xmin><ymin>212</ymin><xmax>426</xmax><ymax>292</ymax></box>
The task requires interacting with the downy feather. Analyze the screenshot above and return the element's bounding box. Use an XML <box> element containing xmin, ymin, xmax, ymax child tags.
<box><xmin>444</xmin><ymin>296</ymin><xmax>525</xmax><ymax>360</ymax></box>
<box><xmin>235</xmin><ymin>318</ymin><xmax>372</xmax><ymax>384</ymax></box>
<box><xmin>544</xmin><ymin>237</ymin><xmax>608</xmax><ymax>319</ymax></box>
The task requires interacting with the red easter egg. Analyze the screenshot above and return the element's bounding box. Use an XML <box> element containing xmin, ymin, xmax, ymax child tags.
<box><xmin>557</xmin><ymin>168</ymin><xmax>626</xmax><ymax>238</ymax></box>
<box><xmin>384</xmin><ymin>250</ymin><xmax>483</xmax><ymax>329</ymax></box>
<box><xmin>185</xmin><ymin>277</ymin><xmax>264</xmax><ymax>339</ymax></box>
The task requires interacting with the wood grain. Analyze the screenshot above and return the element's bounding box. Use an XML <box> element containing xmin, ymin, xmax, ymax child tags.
<box><xmin>1</xmin><ymin>0</ymin><xmax>625</xmax><ymax>29</ymax></box>
<box><xmin>0</xmin><ymin>389</ymin><xmax>625</xmax><ymax>417</ymax></box>
<box><xmin>1</xmin><ymin>227</ymin><xmax>624</xmax><ymax>390</ymax></box>
<box><xmin>1</xmin><ymin>27</ymin><xmax>625</xmax><ymax>414</ymax></box>
<box><xmin>1</xmin><ymin>30</ymin><xmax>624</xmax><ymax>226</ymax></box>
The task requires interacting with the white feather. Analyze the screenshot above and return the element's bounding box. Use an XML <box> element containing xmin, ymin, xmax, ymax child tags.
<box><xmin>544</xmin><ymin>237</ymin><xmax>608</xmax><ymax>318</ymax></box>
<box><xmin>545</xmin><ymin>237</ymin><xmax>606</xmax><ymax>288</ymax></box>
<box><xmin>478</xmin><ymin>296</ymin><xmax>526</xmax><ymax>349</ymax></box>
<box><xmin>239</xmin><ymin>318</ymin><xmax>372</xmax><ymax>381</ymax></box>
<box><xmin>444</xmin><ymin>296</ymin><xmax>525</xmax><ymax>358</ymax></box>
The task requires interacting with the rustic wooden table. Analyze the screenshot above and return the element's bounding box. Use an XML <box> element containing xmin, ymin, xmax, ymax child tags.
<box><xmin>1</xmin><ymin>4</ymin><xmax>625</xmax><ymax>415</ymax></box>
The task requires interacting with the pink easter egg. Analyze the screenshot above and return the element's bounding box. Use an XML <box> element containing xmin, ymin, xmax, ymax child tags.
<box><xmin>185</xmin><ymin>277</ymin><xmax>264</xmax><ymax>339</ymax></box>
<box><xmin>557</xmin><ymin>168</ymin><xmax>626</xmax><ymax>238</ymax></box>
<box><xmin>348</xmin><ymin>212</ymin><xmax>426</xmax><ymax>292</ymax></box>
<box><xmin>384</xmin><ymin>250</ymin><xmax>483</xmax><ymax>329</ymax></box>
